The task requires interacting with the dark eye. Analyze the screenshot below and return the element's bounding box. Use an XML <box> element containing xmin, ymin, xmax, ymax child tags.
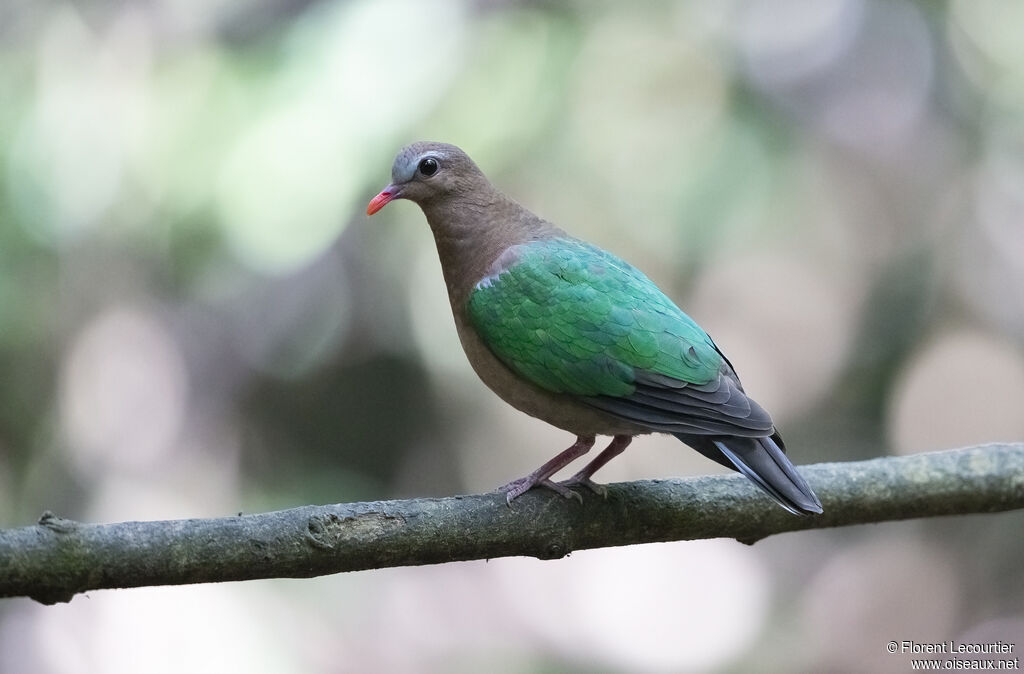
<box><xmin>418</xmin><ymin>157</ymin><xmax>439</xmax><ymax>177</ymax></box>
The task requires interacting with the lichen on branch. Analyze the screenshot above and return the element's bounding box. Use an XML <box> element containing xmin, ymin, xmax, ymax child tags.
<box><xmin>1</xmin><ymin>443</ymin><xmax>1022</xmax><ymax>605</ymax></box>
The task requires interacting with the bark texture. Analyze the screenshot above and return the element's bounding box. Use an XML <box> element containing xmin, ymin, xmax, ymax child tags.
<box><xmin>2</xmin><ymin>443</ymin><xmax>1022</xmax><ymax>604</ymax></box>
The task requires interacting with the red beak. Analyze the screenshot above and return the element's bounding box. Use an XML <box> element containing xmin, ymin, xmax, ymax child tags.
<box><xmin>366</xmin><ymin>186</ymin><xmax>400</xmax><ymax>215</ymax></box>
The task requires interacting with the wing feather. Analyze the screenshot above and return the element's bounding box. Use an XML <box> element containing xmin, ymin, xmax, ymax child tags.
<box><xmin>468</xmin><ymin>237</ymin><xmax>776</xmax><ymax>439</ymax></box>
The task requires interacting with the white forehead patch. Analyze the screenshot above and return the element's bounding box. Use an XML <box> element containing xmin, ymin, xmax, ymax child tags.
<box><xmin>392</xmin><ymin>147</ymin><xmax>448</xmax><ymax>183</ymax></box>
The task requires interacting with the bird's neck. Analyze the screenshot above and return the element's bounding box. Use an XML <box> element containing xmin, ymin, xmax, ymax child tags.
<box><xmin>421</xmin><ymin>193</ymin><xmax>561</xmax><ymax>310</ymax></box>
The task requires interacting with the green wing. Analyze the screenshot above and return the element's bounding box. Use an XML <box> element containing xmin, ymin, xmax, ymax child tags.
<box><xmin>467</xmin><ymin>238</ymin><xmax>722</xmax><ymax>399</ymax></box>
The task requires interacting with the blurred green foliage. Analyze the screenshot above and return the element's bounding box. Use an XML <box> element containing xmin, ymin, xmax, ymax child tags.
<box><xmin>1</xmin><ymin>1</ymin><xmax>1023</xmax><ymax>672</ymax></box>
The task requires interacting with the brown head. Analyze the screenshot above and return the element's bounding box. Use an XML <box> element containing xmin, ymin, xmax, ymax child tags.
<box><xmin>366</xmin><ymin>142</ymin><xmax>561</xmax><ymax>304</ymax></box>
<box><xmin>366</xmin><ymin>142</ymin><xmax>491</xmax><ymax>216</ymax></box>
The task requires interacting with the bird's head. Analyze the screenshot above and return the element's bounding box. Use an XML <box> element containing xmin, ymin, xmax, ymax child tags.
<box><xmin>366</xmin><ymin>142</ymin><xmax>485</xmax><ymax>215</ymax></box>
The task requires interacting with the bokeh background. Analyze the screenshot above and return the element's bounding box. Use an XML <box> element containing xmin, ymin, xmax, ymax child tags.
<box><xmin>2</xmin><ymin>0</ymin><xmax>1023</xmax><ymax>671</ymax></box>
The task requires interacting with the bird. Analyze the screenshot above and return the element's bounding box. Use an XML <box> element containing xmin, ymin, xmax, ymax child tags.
<box><xmin>366</xmin><ymin>142</ymin><xmax>822</xmax><ymax>515</ymax></box>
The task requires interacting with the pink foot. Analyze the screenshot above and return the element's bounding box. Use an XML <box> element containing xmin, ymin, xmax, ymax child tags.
<box><xmin>497</xmin><ymin>435</ymin><xmax>596</xmax><ymax>506</ymax></box>
<box><xmin>558</xmin><ymin>476</ymin><xmax>608</xmax><ymax>498</ymax></box>
<box><xmin>500</xmin><ymin>477</ymin><xmax>583</xmax><ymax>505</ymax></box>
<box><xmin>553</xmin><ymin>435</ymin><xmax>631</xmax><ymax>499</ymax></box>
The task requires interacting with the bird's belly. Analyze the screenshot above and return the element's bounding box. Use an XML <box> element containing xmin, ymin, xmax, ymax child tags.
<box><xmin>452</xmin><ymin>313</ymin><xmax>647</xmax><ymax>437</ymax></box>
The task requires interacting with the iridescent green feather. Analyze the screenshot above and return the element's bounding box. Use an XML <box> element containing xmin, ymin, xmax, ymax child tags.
<box><xmin>467</xmin><ymin>238</ymin><xmax>721</xmax><ymax>397</ymax></box>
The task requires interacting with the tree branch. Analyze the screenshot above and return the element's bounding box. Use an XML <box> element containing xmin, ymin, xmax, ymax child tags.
<box><xmin>2</xmin><ymin>443</ymin><xmax>1022</xmax><ymax>604</ymax></box>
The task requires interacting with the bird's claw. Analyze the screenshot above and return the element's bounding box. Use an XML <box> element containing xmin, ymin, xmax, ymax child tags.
<box><xmin>540</xmin><ymin>479</ymin><xmax>584</xmax><ymax>503</ymax></box>
<box><xmin>558</xmin><ymin>476</ymin><xmax>608</xmax><ymax>499</ymax></box>
<box><xmin>501</xmin><ymin>477</ymin><xmax>532</xmax><ymax>506</ymax></box>
<box><xmin>500</xmin><ymin>477</ymin><xmax>584</xmax><ymax>505</ymax></box>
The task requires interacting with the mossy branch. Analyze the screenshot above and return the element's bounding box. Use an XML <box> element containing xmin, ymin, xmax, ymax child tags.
<box><xmin>2</xmin><ymin>443</ymin><xmax>1022</xmax><ymax>605</ymax></box>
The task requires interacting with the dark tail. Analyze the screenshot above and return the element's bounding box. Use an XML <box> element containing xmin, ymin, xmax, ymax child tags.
<box><xmin>675</xmin><ymin>432</ymin><xmax>823</xmax><ymax>516</ymax></box>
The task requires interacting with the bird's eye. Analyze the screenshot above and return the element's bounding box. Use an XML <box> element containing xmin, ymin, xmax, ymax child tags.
<box><xmin>418</xmin><ymin>157</ymin><xmax>439</xmax><ymax>177</ymax></box>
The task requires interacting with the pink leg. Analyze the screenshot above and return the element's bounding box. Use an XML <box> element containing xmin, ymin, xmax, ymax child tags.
<box><xmin>559</xmin><ymin>435</ymin><xmax>632</xmax><ymax>496</ymax></box>
<box><xmin>500</xmin><ymin>435</ymin><xmax>595</xmax><ymax>504</ymax></box>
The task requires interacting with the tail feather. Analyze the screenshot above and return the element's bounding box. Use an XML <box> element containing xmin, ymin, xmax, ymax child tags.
<box><xmin>675</xmin><ymin>433</ymin><xmax>823</xmax><ymax>515</ymax></box>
